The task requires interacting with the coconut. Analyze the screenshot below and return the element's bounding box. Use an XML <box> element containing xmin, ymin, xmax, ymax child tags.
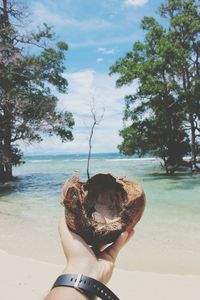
<box><xmin>61</xmin><ymin>173</ymin><xmax>145</xmax><ymax>246</ymax></box>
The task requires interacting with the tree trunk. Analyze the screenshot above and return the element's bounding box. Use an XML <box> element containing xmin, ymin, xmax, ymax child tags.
<box><xmin>0</xmin><ymin>164</ymin><xmax>4</xmax><ymax>181</ymax></box>
<box><xmin>1</xmin><ymin>0</ymin><xmax>9</xmax><ymax>27</ymax></box>
<box><xmin>0</xmin><ymin>163</ymin><xmax>12</xmax><ymax>182</ymax></box>
<box><xmin>189</xmin><ymin>113</ymin><xmax>197</xmax><ymax>171</ymax></box>
<box><xmin>87</xmin><ymin>122</ymin><xmax>96</xmax><ymax>180</ymax></box>
<box><xmin>5</xmin><ymin>164</ymin><xmax>12</xmax><ymax>179</ymax></box>
<box><xmin>162</xmin><ymin>156</ymin><xmax>169</xmax><ymax>175</ymax></box>
<box><xmin>1</xmin><ymin>106</ymin><xmax>14</xmax><ymax>182</ymax></box>
<box><xmin>0</xmin><ymin>166</ymin><xmax>13</xmax><ymax>182</ymax></box>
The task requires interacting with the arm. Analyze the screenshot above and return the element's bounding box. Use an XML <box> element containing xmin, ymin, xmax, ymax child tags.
<box><xmin>45</xmin><ymin>218</ymin><xmax>134</xmax><ymax>300</ymax></box>
<box><xmin>45</xmin><ymin>287</ymin><xmax>88</xmax><ymax>300</ymax></box>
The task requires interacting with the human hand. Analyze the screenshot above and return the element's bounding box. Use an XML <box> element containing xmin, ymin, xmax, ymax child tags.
<box><xmin>59</xmin><ymin>218</ymin><xmax>134</xmax><ymax>285</ymax></box>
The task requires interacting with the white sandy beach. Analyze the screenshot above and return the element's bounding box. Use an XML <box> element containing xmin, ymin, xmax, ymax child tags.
<box><xmin>0</xmin><ymin>249</ymin><xmax>200</xmax><ymax>300</ymax></box>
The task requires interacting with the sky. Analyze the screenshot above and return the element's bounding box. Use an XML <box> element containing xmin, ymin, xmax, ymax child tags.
<box><xmin>21</xmin><ymin>0</ymin><xmax>163</xmax><ymax>155</ymax></box>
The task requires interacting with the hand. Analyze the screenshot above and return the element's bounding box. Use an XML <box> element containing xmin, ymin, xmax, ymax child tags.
<box><xmin>59</xmin><ymin>218</ymin><xmax>134</xmax><ymax>284</ymax></box>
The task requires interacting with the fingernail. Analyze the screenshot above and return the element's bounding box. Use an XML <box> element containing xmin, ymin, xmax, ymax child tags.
<box><xmin>122</xmin><ymin>231</ymin><xmax>128</xmax><ymax>239</ymax></box>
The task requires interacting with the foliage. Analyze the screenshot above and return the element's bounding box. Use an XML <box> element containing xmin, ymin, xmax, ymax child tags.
<box><xmin>110</xmin><ymin>0</ymin><xmax>200</xmax><ymax>173</ymax></box>
<box><xmin>0</xmin><ymin>0</ymin><xmax>74</xmax><ymax>181</ymax></box>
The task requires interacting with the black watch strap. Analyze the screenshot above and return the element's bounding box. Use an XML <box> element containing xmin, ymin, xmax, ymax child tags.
<box><xmin>51</xmin><ymin>274</ymin><xmax>120</xmax><ymax>300</ymax></box>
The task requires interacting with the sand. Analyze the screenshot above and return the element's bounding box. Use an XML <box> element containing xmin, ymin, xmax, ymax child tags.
<box><xmin>0</xmin><ymin>249</ymin><xmax>200</xmax><ymax>300</ymax></box>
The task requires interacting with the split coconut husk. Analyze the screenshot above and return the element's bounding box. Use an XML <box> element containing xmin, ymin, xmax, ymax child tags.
<box><xmin>61</xmin><ymin>173</ymin><xmax>145</xmax><ymax>246</ymax></box>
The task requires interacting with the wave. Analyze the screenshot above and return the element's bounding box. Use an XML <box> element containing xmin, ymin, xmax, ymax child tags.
<box><xmin>63</xmin><ymin>158</ymin><xmax>103</xmax><ymax>162</ymax></box>
<box><xmin>63</xmin><ymin>159</ymin><xmax>87</xmax><ymax>162</ymax></box>
<box><xmin>28</xmin><ymin>160</ymin><xmax>53</xmax><ymax>163</ymax></box>
<box><xmin>62</xmin><ymin>157</ymin><xmax>159</xmax><ymax>163</ymax></box>
<box><xmin>106</xmin><ymin>158</ymin><xmax>158</xmax><ymax>162</ymax></box>
<box><xmin>27</xmin><ymin>157</ymin><xmax>159</xmax><ymax>163</ymax></box>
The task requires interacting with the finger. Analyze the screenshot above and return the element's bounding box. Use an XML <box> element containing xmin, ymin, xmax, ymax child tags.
<box><xmin>98</xmin><ymin>229</ymin><xmax>135</xmax><ymax>253</ymax></box>
<box><xmin>124</xmin><ymin>228</ymin><xmax>135</xmax><ymax>245</ymax></box>
<box><xmin>58</xmin><ymin>218</ymin><xmax>72</xmax><ymax>258</ymax></box>
<box><xmin>58</xmin><ymin>218</ymin><xmax>72</xmax><ymax>242</ymax></box>
<box><xmin>58</xmin><ymin>218</ymin><xmax>95</xmax><ymax>259</ymax></box>
<box><xmin>101</xmin><ymin>231</ymin><xmax>129</xmax><ymax>262</ymax></box>
<box><xmin>59</xmin><ymin>217</ymin><xmax>85</xmax><ymax>244</ymax></box>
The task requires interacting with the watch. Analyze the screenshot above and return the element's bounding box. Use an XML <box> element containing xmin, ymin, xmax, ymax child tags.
<box><xmin>51</xmin><ymin>273</ymin><xmax>120</xmax><ymax>300</ymax></box>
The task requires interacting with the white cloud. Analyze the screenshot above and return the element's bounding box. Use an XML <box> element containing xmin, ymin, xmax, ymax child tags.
<box><xmin>71</xmin><ymin>34</ymin><xmax>136</xmax><ymax>48</ymax></box>
<box><xmin>97</xmin><ymin>58</ymin><xmax>103</xmax><ymax>63</ymax></box>
<box><xmin>31</xmin><ymin>2</ymin><xmax>112</xmax><ymax>31</ymax></box>
<box><xmin>125</xmin><ymin>0</ymin><xmax>148</xmax><ymax>6</ymax></box>
<box><xmin>21</xmin><ymin>70</ymin><xmax>138</xmax><ymax>155</ymax></box>
<box><xmin>98</xmin><ymin>47</ymin><xmax>115</xmax><ymax>55</ymax></box>
<box><xmin>98</xmin><ymin>47</ymin><xmax>106</xmax><ymax>52</ymax></box>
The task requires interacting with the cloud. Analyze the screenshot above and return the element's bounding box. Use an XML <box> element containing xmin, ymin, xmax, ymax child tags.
<box><xmin>21</xmin><ymin>70</ymin><xmax>137</xmax><ymax>155</ymax></box>
<box><xmin>31</xmin><ymin>2</ymin><xmax>112</xmax><ymax>31</ymax></box>
<box><xmin>98</xmin><ymin>47</ymin><xmax>106</xmax><ymax>52</ymax></box>
<box><xmin>71</xmin><ymin>34</ymin><xmax>136</xmax><ymax>48</ymax></box>
<box><xmin>58</xmin><ymin>69</ymin><xmax>136</xmax><ymax>118</ymax></box>
<box><xmin>98</xmin><ymin>47</ymin><xmax>115</xmax><ymax>55</ymax></box>
<box><xmin>125</xmin><ymin>0</ymin><xmax>148</xmax><ymax>6</ymax></box>
<box><xmin>97</xmin><ymin>58</ymin><xmax>103</xmax><ymax>63</ymax></box>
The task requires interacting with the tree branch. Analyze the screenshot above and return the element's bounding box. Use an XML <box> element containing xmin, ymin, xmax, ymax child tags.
<box><xmin>86</xmin><ymin>99</ymin><xmax>105</xmax><ymax>179</ymax></box>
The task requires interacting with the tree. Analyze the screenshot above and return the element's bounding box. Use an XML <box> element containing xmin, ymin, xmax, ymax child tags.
<box><xmin>0</xmin><ymin>0</ymin><xmax>74</xmax><ymax>182</ymax></box>
<box><xmin>86</xmin><ymin>100</ymin><xmax>104</xmax><ymax>179</ymax></box>
<box><xmin>110</xmin><ymin>0</ymin><xmax>199</xmax><ymax>174</ymax></box>
<box><xmin>159</xmin><ymin>0</ymin><xmax>200</xmax><ymax>171</ymax></box>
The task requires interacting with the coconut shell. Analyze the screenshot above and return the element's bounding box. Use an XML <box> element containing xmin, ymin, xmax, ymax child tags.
<box><xmin>61</xmin><ymin>173</ymin><xmax>145</xmax><ymax>246</ymax></box>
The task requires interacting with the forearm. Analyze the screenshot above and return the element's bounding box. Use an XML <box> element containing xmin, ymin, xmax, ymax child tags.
<box><xmin>45</xmin><ymin>263</ymin><xmax>98</xmax><ymax>300</ymax></box>
<box><xmin>45</xmin><ymin>286</ymin><xmax>88</xmax><ymax>300</ymax></box>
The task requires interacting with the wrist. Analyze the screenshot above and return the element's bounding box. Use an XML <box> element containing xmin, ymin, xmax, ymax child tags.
<box><xmin>63</xmin><ymin>262</ymin><xmax>99</xmax><ymax>282</ymax></box>
<box><xmin>51</xmin><ymin>274</ymin><xmax>119</xmax><ymax>300</ymax></box>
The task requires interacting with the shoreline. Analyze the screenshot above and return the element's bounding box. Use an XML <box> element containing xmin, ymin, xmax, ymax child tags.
<box><xmin>1</xmin><ymin>249</ymin><xmax>200</xmax><ymax>300</ymax></box>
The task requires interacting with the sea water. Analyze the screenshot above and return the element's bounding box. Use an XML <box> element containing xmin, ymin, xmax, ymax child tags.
<box><xmin>0</xmin><ymin>153</ymin><xmax>200</xmax><ymax>274</ymax></box>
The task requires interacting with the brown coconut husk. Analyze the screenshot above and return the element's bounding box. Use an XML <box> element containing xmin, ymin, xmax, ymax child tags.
<box><xmin>61</xmin><ymin>173</ymin><xmax>145</xmax><ymax>246</ymax></box>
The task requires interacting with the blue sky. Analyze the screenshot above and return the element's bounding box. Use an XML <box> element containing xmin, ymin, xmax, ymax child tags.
<box><xmin>21</xmin><ymin>0</ymin><xmax>163</xmax><ymax>155</ymax></box>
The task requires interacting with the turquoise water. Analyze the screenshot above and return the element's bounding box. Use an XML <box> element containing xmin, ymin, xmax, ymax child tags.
<box><xmin>0</xmin><ymin>153</ymin><xmax>200</xmax><ymax>274</ymax></box>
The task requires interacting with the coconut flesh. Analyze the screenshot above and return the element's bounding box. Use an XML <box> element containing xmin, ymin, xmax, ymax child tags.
<box><xmin>61</xmin><ymin>173</ymin><xmax>145</xmax><ymax>246</ymax></box>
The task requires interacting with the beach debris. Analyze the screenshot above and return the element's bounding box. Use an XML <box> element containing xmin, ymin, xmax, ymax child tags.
<box><xmin>61</xmin><ymin>173</ymin><xmax>146</xmax><ymax>246</ymax></box>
